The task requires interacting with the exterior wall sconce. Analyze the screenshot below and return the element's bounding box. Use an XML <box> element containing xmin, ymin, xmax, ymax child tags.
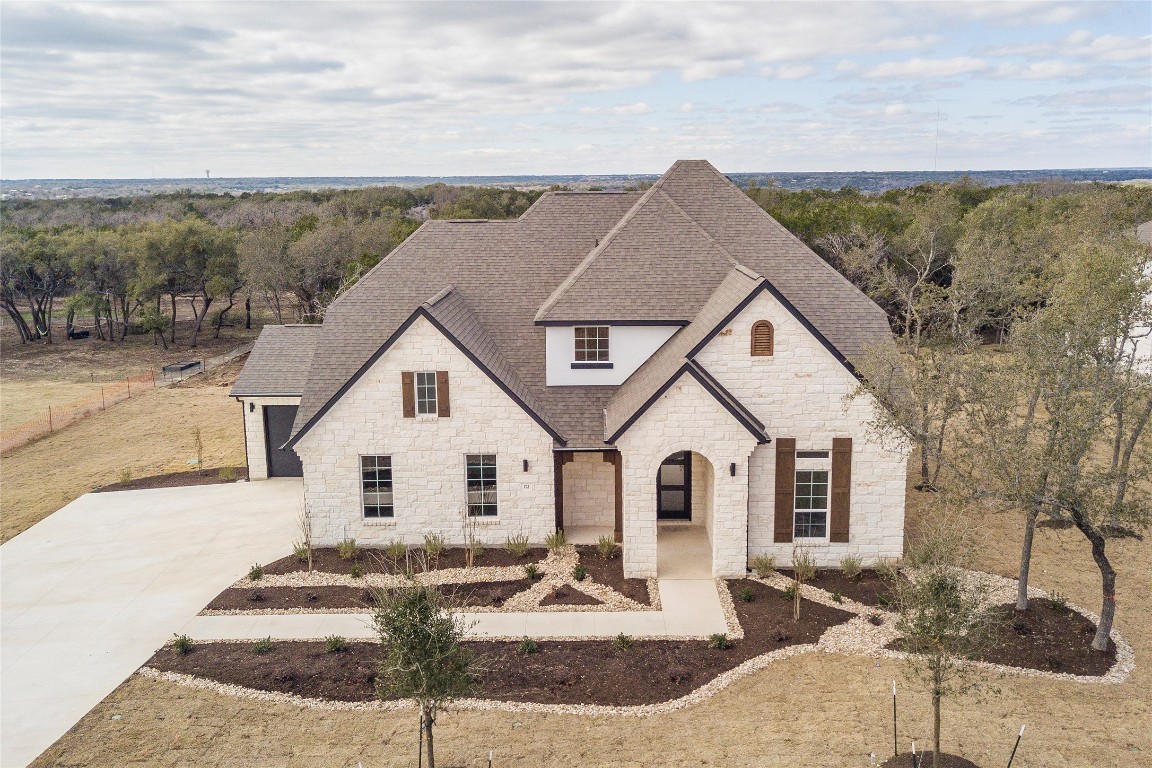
<box><xmin>249</xmin><ymin>401</ymin><xmax>255</xmax><ymax>413</ymax></box>
<box><xmin>730</xmin><ymin>462</ymin><xmax>737</xmax><ymax>477</ymax></box>
<box><xmin>523</xmin><ymin>459</ymin><xmax>529</xmax><ymax>472</ymax></box>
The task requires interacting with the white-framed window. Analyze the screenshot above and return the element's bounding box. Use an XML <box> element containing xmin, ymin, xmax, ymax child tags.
<box><xmin>361</xmin><ymin>455</ymin><xmax>394</xmax><ymax>518</ymax></box>
<box><xmin>415</xmin><ymin>371</ymin><xmax>437</xmax><ymax>415</ymax></box>
<box><xmin>466</xmin><ymin>453</ymin><xmax>498</xmax><ymax>517</ymax></box>
<box><xmin>574</xmin><ymin>326</ymin><xmax>610</xmax><ymax>362</ymax></box>
<box><xmin>794</xmin><ymin>468</ymin><xmax>829</xmax><ymax>539</ymax></box>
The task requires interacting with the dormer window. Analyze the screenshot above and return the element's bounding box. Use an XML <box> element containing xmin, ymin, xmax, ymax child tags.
<box><xmin>572</xmin><ymin>326</ymin><xmax>613</xmax><ymax>368</ymax></box>
<box><xmin>751</xmin><ymin>320</ymin><xmax>774</xmax><ymax>356</ymax></box>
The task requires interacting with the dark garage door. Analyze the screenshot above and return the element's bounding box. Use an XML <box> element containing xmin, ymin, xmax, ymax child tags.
<box><xmin>263</xmin><ymin>405</ymin><xmax>303</xmax><ymax>477</ymax></box>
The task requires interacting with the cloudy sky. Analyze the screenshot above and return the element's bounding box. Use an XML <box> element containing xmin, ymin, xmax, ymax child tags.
<box><xmin>1</xmin><ymin>1</ymin><xmax>1149</xmax><ymax>178</ymax></box>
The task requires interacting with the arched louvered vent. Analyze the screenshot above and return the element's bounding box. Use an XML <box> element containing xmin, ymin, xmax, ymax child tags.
<box><xmin>751</xmin><ymin>320</ymin><xmax>774</xmax><ymax>356</ymax></box>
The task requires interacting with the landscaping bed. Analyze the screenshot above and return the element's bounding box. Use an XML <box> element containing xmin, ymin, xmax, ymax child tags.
<box><xmin>538</xmin><ymin>584</ymin><xmax>603</xmax><ymax>607</ymax></box>
<box><xmin>881</xmin><ymin>752</ymin><xmax>981</xmax><ymax>767</ymax></box>
<box><xmin>94</xmin><ymin>466</ymin><xmax>247</xmax><ymax>493</ymax></box>
<box><xmin>886</xmin><ymin>598</ymin><xmax>1115</xmax><ymax>677</ymax></box>
<box><xmin>777</xmin><ymin>568</ymin><xmax>895</xmax><ymax>608</ymax></box>
<box><xmin>152</xmin><ymin>588</ymin><xmax>854</xmax><ymax>706</ymax></box>
<box><xmin>574</xmin><ymin>545</ymin><xmax>651</xmax><ymax>605</ymax></box>
<box><xmin>263</xmin><ymin>546</ymin><xmax>548</xmax><ymax>577</ymax></box>
<box><xmin>205</xmin><ymin>581</ymin><xmax>532</xmax><ymax>612</ymax></box>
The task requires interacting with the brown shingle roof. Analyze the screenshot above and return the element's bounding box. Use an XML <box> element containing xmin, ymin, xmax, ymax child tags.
<box><xmin>284</xmin><ymin>160</ymin><xmax>896</xmax><ymax>450</ymax></box>
<box><xmin>230</xmin><ymin>324</ymin><xmax>323</xmax><ymax>397</ymax></box>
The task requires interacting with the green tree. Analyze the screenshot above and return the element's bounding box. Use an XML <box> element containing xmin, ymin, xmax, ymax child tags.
<box><xmin>373</xmin><ymin>583</ymin><xmax>481</xmax><ymax>768</ymax></box>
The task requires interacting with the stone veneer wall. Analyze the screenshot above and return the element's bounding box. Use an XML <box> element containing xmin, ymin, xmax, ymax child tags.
<box><xmin>694</xmin><ymin>290</ymin><xmax>910</xmax><ymax>567</ymax></box>
<box><xmin>562</xmin><ymin>452</ymin><xmax>615</xmax><ymax>529</ymax></box>
<box><xmin>294</xmin><ymin>317</ymin><xmax>557</xmax><ymax>547</ymax></box>
<box><xmin>240</xmin><ymin>395</ymin><xmax>302</xmax><ymax>480</ymax></box>
<box><xmin>615</xmin><ymin>374</ymin><xmax>759</xmax><ymax>578</ymax></box>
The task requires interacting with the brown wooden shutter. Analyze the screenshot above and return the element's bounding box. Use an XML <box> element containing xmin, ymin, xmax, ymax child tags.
<box><xmin>773</xmin><ymin>437</ymin><xmax>796</xmax><ymax>543</ymax></box>
<box><xmin>401</xmin><ymin>372</ymin><xmax>415</xmax><ymax>418</ymax></box>
<box><xmin>830</xmin><ymin>437</ymin><xmax>853</xmax><ymax>543</ymax></box>
<box><xmin>436</xmin><ymin>371</ymin><xmax>450</xmax><ymax>417</ymax></box>
<box><xmin>751</xmin><ymin>321</ymin><xmax>774</xmax><ymax>356</ymax></box>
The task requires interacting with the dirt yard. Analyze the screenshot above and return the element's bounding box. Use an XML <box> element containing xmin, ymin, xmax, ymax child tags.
<box><xmin>0</xmin><ymin>313</ymin><xmax>260</xmax><ymax>431</ymax></box>
<box><xmin>30</xmin><ymin>490</ymin><xmax>1152</xmax><ymax>767</ymax></box>
<box><xmin>0</xmin><ymin>385</ymin><xmax>245</xmax><ymax>543</ymax></box>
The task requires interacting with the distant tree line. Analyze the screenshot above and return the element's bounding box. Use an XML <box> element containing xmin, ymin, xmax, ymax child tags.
<box><xmin>0</xmin><ymin>184</ymin><xmax>542</xmax><ymax>345</ymax></box>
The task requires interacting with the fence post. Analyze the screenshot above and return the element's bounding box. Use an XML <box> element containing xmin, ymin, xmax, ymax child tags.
<box><xmin>126</xmin><ymin>376</ymin><xmax>131</xmax><ymax>397</ymax></box>
<box><xmin>48</xmin><ymin>405</ymin><xmax>53</xmax><ymax>433</ymax></box>
<box><xmin>151</xmin><ymin>368</ymin><xmax>156</xmax><ymax>387</ymax></box>
<box><xmin>101</xmin><ymin>387</ymin><xmax>106</xmax><ymax>410</ymax></box>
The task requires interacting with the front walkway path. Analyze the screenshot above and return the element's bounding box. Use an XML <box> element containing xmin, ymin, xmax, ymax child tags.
<box><xmin>0</xmin><ymin>479</ymin><xmax>302</xmax><ymax>768</ymax></box>
<box><xmin>182</xmin><ymin>576</ymin><xmax>728</xmax><ymax>642</ymax></box>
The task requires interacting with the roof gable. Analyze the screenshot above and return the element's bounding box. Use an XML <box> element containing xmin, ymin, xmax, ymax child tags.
<box><xmin>230</xmin><ymin>324</ymin><xmax>323</xmax><ymax>397</ymax></box>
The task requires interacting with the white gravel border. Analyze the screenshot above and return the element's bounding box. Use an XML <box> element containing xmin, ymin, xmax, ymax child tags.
<box><xmin>152</xmin><ymin>568</ymin><xmax>1133</xmax><ymax>717</ymax></box>
<box><xmin>209</xmin><ymin>545</ymin><xmax>658</xmax><ymax>615</ymax></box>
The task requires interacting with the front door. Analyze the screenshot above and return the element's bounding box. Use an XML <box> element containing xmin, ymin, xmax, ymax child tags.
<box><xmin>657</xmin><ymin>451</ymin><xmax>692</xmax><ymax>520</ymax></box>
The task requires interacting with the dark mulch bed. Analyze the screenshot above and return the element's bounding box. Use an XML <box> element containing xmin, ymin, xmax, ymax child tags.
<box><xmin>574</xmin><ymin>545</ymin><xmax>651</xmax><ymax>605</ymax></box>
<box><xmin>152</xmin><ymin>581</ymin><xmax>854</xmax><ymax>705</ymax></box>
<box><xmin>881</xmin><ymin>752</ymin><xmax>981</xmax><ymax>767</ymax></box>
<box><xmin>777</xmin><ymin>568</ymin><xmax>898</xmax><ymax>608</ymax></box>
<box><xmin>95</xmin><ymin>466</ymin><xmax>247</xmax><ymax>492</ymax></box>
<box><xmin>263</xmin><ymin>546</ymin><xmax>548</xmax><ymax>577</ymax></box>
<box><xmin>886</xmin><ymin>599</ymin><xmax>1115</xmax><ymax>677</ymax></box>
<box><xmin>539</xmin><ymin>584</ymin><xmax>603</xmax><ymax>607</ymax></box>
<box><xmin>205</xmin><ymin>581</ymin><xmax>532</xmax><ymax>612</ymax></box>
<box><xmin>976</xmin><ymin>599</ymin><xmax>1116</xmax><ymax>676</ymax></box>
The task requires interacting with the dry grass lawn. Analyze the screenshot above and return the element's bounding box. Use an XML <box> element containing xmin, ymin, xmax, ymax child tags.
<box><xmin>0</xmin><ymin>386</ymin><xmax>244</xmax><ymax>543</ymax></box>
<box><xmin>30</xmin><ymin>489</ymin><xmax>1151</xmax><ymax>767</ymax></box>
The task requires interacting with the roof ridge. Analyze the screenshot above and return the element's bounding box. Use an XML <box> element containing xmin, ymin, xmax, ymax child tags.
<box><xmin>533</xmin><ymin>182</ymin><xmax>664</xmax><ymax>322</ymax></box>
<box><xmin>653</xmin><ymin>188</ymin><xmax>739</xmax><ymax>268</ymax></box>
<box><xmin>423</xmin><ymin>285</ymin><xmax>457</xmax><ymax>307</ymax></box>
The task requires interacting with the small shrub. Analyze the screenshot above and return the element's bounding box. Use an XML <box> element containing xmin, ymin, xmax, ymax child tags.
<box><xmin>350</xmin><ymin>562</ymin><xmax>364</xmax><ymax>579</ymax></box>
<box><xmin>524</xmin><ymin>563</ymin><xmax>541</xmax><ymax>581</ymax></box>
<box><xmin>738</xmin><ymin>587</ymin><xmax>755</xmax><ymax>603</ymax></box>
<box><xmin>518</xmin><ymin>636</ymin><xmax>539</xmax><ymax>655</ymax></box>
<box><xmin>572</xmin><ymin>563</ymin><xmax>588</xmax><ymax>582</ymax></box>
<box><xmin>248</xmin><ymin>563</ymin><xmax>264</xmax><ymax>581</ymax></box>
<box><xmin>305</xmin><ymin>592</ymin><xmax>318</xmax><ymax>602</ymax></box>
<box><xmin>253</xmin><ymin>637</ymin><xmax>274</xmax><ymax>654</ymax></box>
<box><xmin>868</xmin><ymin>612</ymin><xmax>885</xmax><ymax>626</ymax></box>
<box><xmin>839</xmin><ymin>554</ymin><xmax>863</xmax><ymax>580</ymax></box>
<box><xmin>708</xmin><ymin>633</ymin><xmax>731</xmax><ymax>650</ymax></box>
<box><xmin>1049</xmin><ymin>591</ymin><xmax>1068</xmax><ymax>610</ymax></box>
<box><xmin>875</xmin><ymin>557</ymin><xmax>901</xmax><ymax>582</ymax></box>
<box><xmin>384</xmin><ymin>539</ymin><xmax>407</xmax><ymax>563</ymax></box>
<box><xmin>613</xmin><ymin>633</ymin><xmax>633</xmax><ymax>650</ymax></box>
<box><xmin>325</xmin><ymin>635</ymin><xmax>348</xmax><ymax>653</ymax></box>
<box><xmin>219</xmin><ymin>465</ymin><xmax>237</xmax><ymax>482</ymax></box>
<box><xmin>832</xmin><ymin>591</ymin><xmax>844</xmax><ymax>604</ymax></box>
<box><xmin>422</xmin><ymin>532</ymin><xmax>446</xmax><ymax>559</ymax></box>
<box><xmin>545</xmin><ymin>529</ymin><xmax>567</xmax><ymax>552</ymax></box>
<box><xmin>248</xmin><ymin>590</ymin><xmax>265</xmax><ymax>602</ymax></box>
<box><xmin>118</xmin><ymin>468</ymin><xmax>133</xmax><ymax>484</ymax></box>
<box><xmin>792</xmin><ymin>549</ymin><xmax>817</xmax><ymax>582</ymax></box>
<box><xmin>172</xmin><ymin>634</ymin><xmax>193</xmax><ymax>655</ymax></box>
<box><xmin>878</xmin><ymin>594</ymin><xmax>893</xmax><ymax>607</ymax></box>
<box><xmin>337</xmin><ymin>537</ymin><xmax>359</xmax><ymax>561</ymax></box>
<box><xmin>503</xmin><ymin>532</ymin><xmax>530</xmax><ymax>557</ymax></box>
<box><xmin>750</xmin><ymin>554</ymin><xmax>776</xmax><ymax>578</ymax></box>
<box><xmin>272</xmin><ymin>667</ymin><xmax>297</xmax><ymax>684</ymax></box>
<box><xmin>596</xmin><ymin>535</ymin><xmax>620</xmax><ymax>559</ymax></box>
<box><xmin>782</xmin><ymin>584</ymin><xmax>796</xmax><ymax>601</ymax></box>
<box><xmin>292</xmin><ymin>541</ymin><xmax>309</xmax><ymax>563</ymax></box>
<box><xmin>770</xmin><ymin>626</ymin><xmax>791</xmax><ymax>642</ymax></box>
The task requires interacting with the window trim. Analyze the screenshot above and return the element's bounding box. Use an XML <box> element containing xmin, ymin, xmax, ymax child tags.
<box><xmin>415</xmin><ymin>371</ymin><xmax>438</xmax><ymax>416</ymax></box>
<box><xmin>360</xmin><ymin>454</ymin><xmax>395</xmax><ymax>519</ymax></box>
<box><xmin>793</xmin><ymin>467</ymin><xmax>829</xmax><ymax>540</ymax></box>
<box><xmin>574</xmin><ymin>326</ymin><xmax>610</xmax><ymax>363</ymax></box>
<box><xmin>465</xmin><ymin>453</ymin><xmax>498</xmax><ymax>517</ymax></box>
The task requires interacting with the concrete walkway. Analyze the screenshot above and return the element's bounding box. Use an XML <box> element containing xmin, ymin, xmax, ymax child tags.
<box><xmin>0</xmin><ymin>479</ymin><xmax>302</xmax><ymax>768</ymax></box>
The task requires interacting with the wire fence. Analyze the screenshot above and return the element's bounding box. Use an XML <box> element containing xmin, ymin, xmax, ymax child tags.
<box><xmin>0</xmin><ymin>342</ymin><xmax>253</xmax><ymax>455</ymax></box>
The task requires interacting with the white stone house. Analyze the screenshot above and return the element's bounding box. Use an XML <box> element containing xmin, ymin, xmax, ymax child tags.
<box><xmin>231</xmin><ymin>160</ymin><xmax>910</xmax><ymax>578</ymax></box>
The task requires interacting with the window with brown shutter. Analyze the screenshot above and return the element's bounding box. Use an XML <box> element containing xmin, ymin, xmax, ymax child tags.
<box><xmin>773</xmin><ymin>437</ymin><xmax>796</xmax><ymax>543</ymax></box>
<box><xmin>751</xmin><ymin>320</ymin><xmax>774</xmax><ymax>356</ymax></box>
<box><xmin>401</xmin><ymin>372</ymin><xmax>415</xmax><ymax>418</ymax></box>
<box><xmin>829</xmin><ymin>437</ymin><xmax>852</xmax><ymax>543</ymax></box>
<box><xmin>436</xmin><ymin>371</ymin><xmax>450</xmax><ymax>417</ymax></box>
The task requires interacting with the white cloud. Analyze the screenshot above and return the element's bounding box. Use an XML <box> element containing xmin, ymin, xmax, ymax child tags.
<box><xmin>863</xmin><ymin>57</ymin><xmax>989</xmax><ymax>80</ymax></box>
<box><xmin>676</xmin><ymin>102</ymin><xmax>695</xmax><ymax>113</ymax></box>
<box><xmin>578</xmin><ymin>102</ymin><xmax>653</xmax><ymax>115</ymax></box>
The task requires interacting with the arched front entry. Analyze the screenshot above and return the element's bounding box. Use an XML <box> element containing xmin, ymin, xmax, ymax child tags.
<box><xmin>656</xmin><ymin>451</ymin><xmax>714</xmax><ymax>577</ymax></box>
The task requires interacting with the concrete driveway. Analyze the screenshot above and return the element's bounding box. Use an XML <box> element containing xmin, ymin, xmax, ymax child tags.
<box><xmin>0</xmin><ymin>479</ymin><xmax>301</xmax><ymax>767</ymax></box>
